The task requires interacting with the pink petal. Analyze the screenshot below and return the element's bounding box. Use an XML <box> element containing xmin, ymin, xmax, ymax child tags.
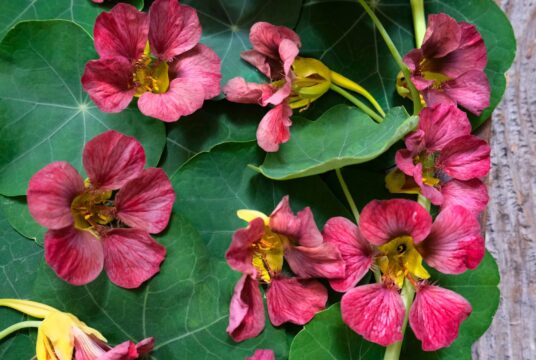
<box><xmin>246</xmin><ymin>349</ymin><xmax>275</xmax><ymax>360</ymax></box>
<box><xmin>403</xmin><ymin>129</ymin><xmax>425</xmax><ymax>153</ymax></box>
<box><xmin>395</xmin><ymin>148</ymin><xmax>418</xmax><ymax>177</ymax></box>
<box><xmin>359</xmin><ymin>199</ymin><xmax>432</xmax><ymax>245</ymax></box>
<box><xmin>227</xmin><ymin>275</ymin><xmax>265</xmax><ymax>342</ymax></box>
<box><xmin>278</xmin><ymin>39</ymin><xmax>300</xmax><ymax>76</ymax></box>
<box><xmin>45</xmin><ymin>227</ymin><xmax>103</xmax><ymax>285</ymax></box>
<box><xmin>103</xmin><ymin>228</ymin><xmax>166</xmax><ymax>289</ymax></box>
<box><xmin>241</xmin><ymin>50</ymin><xmax>283</xmax><ymax>80</ymax></box>
<box><xmin>266</xmin><ymin>277</ymin><xmax>327</xmax><ymax>326</ymax></box>
<box><xmin>441</xmin><ymin>179</ymin><xmax>489</xmax><ymax>216</ymax></box>
<box><xmin>262</xmin><ymin>81</ymin><xmax>291</xmax><ymax>107</ymax></box>
<box><xmin>137</xmin><ymin>77</ymin><xmax>205</xmax><ymax>122</ymax></box>
<box><xmin>115</xmin><ymin>168</ymin><xmax>175</xmax><ymax>234</ymax></box>
<box><xmin>422</xmin><ymin>88</ymin><xmax>457</xmax><ymax>108</ymax></box>
<box><xmin>443</xmin><ymin>70</ymin><xmax>491</xmax><ymax>116</ymax></box>
<box><xmin>419</xmin><ymin>206</ymin><xmax>485</xmax><ymax>274</ymax></box>
<box><xmin>135</xmin><ymin>338</ymin><xmax>154</xmax><ymax>355</ymax></box>
<box><xmin>322</xmin><ymin>217</ymin><xmax>374</xmax><ymax>292</ymax></box>
<box><xmin>93</xmin><ymin>3</ymin><xmax>149</xmax><ymax>60</ymax></box>
<box><xmin>27</xmin><ymin>162</ymin><xmax>84</xmax><ymax>229</ymax></box>
<box><xmin>148</xmin><ymin>0</ymin><xmax>201</xmax><ymax>61</ymax></box>
<box><xmin>83</xmin><ymin>130</ymin><xmax>145</xmax><ymax>190</ymax></box>
<box><xmin>223</xmin><ymin>77</ymin><xmax>276</xmax><ymax>105</ymax></box>
<box><xmin>409</xmin><ymin>284</ymin><xmax>472</xmax><ymax>351</ymax></box>
<box><xmin>226</xmin><ymin>218</ymin><xmax>265</xmax><ymax>276</ymax></box>
<box><xmin>285</xmin><ymin>242</ymin><xmax>345</xmax><ymax>280</ymax></box>
<box><xmin>81</xmin><ymin>57</ymin><xmax>135</xmax><ymax>113</ymax></box>
<box><xmin>421</xmin><ymin>14</ymin><xmax>461</xmax><ymax>59</ymax></box>
<box><xmin>256</xmin><ymin>103</ymin><xmax>292</xmax><ymax>152</ymax></box>
<box><xmin>341</xmin><ymin>283</ymin><xmax>404</xmax><ymax>346</ymax></box>
<box><xmin>437</xmin><ymin>135</ymin><xmax>491</xmax><ymax>180</ymax></box>
<box><xmin>170</xmin><ymin>44</ymin><xmax>222</xmax><ymax>100</ymax></box>
<box><xmin>249</xmin><ymin>22</ymin><xmax>301</xmax><ymax>60</ymax></box>
<box><xmin>93</xmin><ymin>341</ymin><xmax>136</xmax><ymax>360</ymax></box>
<box><xmin>413</xmin><ymin>163</ymin><xmax>444</xmax><ymax>205</ymax></box>
<box><xmin>418</xmin><ymin>103</ymin><xmax>471</xmax><ymax>152</ymax></box>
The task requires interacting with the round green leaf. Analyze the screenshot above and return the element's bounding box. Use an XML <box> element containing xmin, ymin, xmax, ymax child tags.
<box><xmin>0</xmin><ymin>196</ymin><xmax>45</xmax><ymax>245</ymax></box>
<box><xmin>0</xmin><ymin>20</ymin><xmax>166</xmax><ymax>196</ymax></box>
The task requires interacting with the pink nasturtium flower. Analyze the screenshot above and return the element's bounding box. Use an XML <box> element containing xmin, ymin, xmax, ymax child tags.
<box><xmin>224</xmin><ymin>22</ymin><xmax>332</xmax><ymax>152</ymax></box>
<box><xmin>226</xmin><ymin>196</ymin><xmax>345</xmax><ymax>342</ymax></box>
<box><xmin>0</xmin><ymin>299</ymin><xmax>153</xmax><ymax>360</ymax></box>
<box><xmin>82</xmin><ymin>0</ymin><xmax>221</xmax><ymax>122</ymax></box>
<box><xmin>386</xmin><ymin>103</ymin><xmax>490</xmax><ymax>215</ymax></box>
<box><xmin>27</xmin><ymin>130</ymin><xmax>175</xmax><ymax>289</ymax></box>
<box><xmin>246</xmin><ymin>349</ymin><xmax>275</xmax><ymax>360</ymax></box>
<box><xmin>323</xmin><ymin>199</ymin><xmax>483</xmax><ymax>350</ymax></box>
<box><xmin>402</xmin><ymin>13</ymin><xmax>490</xmax><ymax>115</ymax></box>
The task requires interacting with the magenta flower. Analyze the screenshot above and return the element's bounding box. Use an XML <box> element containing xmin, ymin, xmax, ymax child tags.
<box><xmin>27</xmin><ymin>130</ymin><xmax>175</xmax><ymax>289</ymax></box>
<box><xmin>403</xmin><ymin>13</ymin><xmax>490</xmax><ymax>115</ymax></box>
<box><xmin>73</xmin><ymin>327</ymin><xmax>154</xmax><ymax>359</ymax></box>
<box><xmin>82</xmin><ymin>0</ymin><xmax>221</xmax><ymax>122</ymax></box>
<box><xmin>246</xmin><ymin>349</ymin><xmax>275</xmax><ymax>360</ymax></box>
<box><xmin>391</xmin><ymin>103</ymin><xmax>490</xmax><ymax>215</ymax></box>
<box><xmin>323</xmin><ymin>199</ymin><xmax>483</xmax><ymax>350</ymax></box>
<box><xmin>225</xmin><ymin>196</ymin><xmax>344</xmax><ymax>342</ymax></box>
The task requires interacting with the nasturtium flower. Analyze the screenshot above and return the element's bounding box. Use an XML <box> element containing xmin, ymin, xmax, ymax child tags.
<box><xmin>27</xmin><ymin>130</ymin><xmax>175</xmax><ymax>289</ymax></box>
<box><xmin>82</xmin><ymin>0</ymin><xmax>221</xmax><ymax>122</ymax></box>
<box><xmin>0</xmin><ymin>299</ymin><xmax>153</xmax><ymax>359</ymax></box>
<box><xmin>226</xmin><ymin>196</ymin><xmax>344</xmax><ymax>342</ymax></box>
<box><xmin>224</xmin><ymin>22</ymin><xmax>332</xmax><ymax>152</ymax></box>
<box><xmin>388</xmin><ymin>103</ymin><xmax>490</xmax><ymax>215</ymax></box>
<box><xmin>403</xmin><ymin>13</ymin><xmax>490</xmax><ymax>115</ymax></box>
<box><xmin>323</xmin><ymin>199</ymin><xmax>483</xmax><ymax>350</ymax></box>
<box><xmin>246</xmin><ymin>349</ymin><xmax>275</xmax><ymax>360</ymax></box>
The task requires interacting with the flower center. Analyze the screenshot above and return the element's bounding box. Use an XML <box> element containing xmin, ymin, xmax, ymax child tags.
<box><xmin>70</xmin><ymin>181</ymin><xmax>114</xmax><ymax>236</ymax></box>
<box><xmin>419</xmin><ymin>58</ymin><xmax>451</xmax><ymax>90</ymax></box>
<box><xmin>414</xmin><ymin>152</ymin><xmax>441</xmax><ymax>187</ymax></box>
<box><xmin>132</xmin><ymin>42</ymin><xmax>170</xmax><ymax>96</ymax></box>
<box><xmin>377</xmin><ymin>235</ymin><xmax>430</xmax><ymax>287</ymax></box>
<box><xmin>251</xmin><ymin>227</ymin><xmax>286</xmax><ymax>283</ymax></box>
<box><xmin>287</xmin><ymin>57</ymin><xmax>331</xmax><ymax>110</ymax></box>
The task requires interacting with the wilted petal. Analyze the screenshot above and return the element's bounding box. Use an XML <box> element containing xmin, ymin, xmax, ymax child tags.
<box><xmin>438</xmin><ymin>135</ymin><xmax>491</xmax><ymax>180</ymax></box>
<box><xmin>227</xmin><ymin>275</ymin><xmax>265</xmax><ymax>342</ymax></box>
<box><xmin>341</xmin><ymin>283</ymin><xmax>404</xmax><ymax>346</ymax></box>
<box><xmin>443</xmin><ymin>70</ymin><xmax>491</xmax><ymax>116</ymax></box>
<box><xmin>409</xmin><ymin>284</ymin><xmax>472</xmax><ymax>351</ymax></box>
<box><xmin>360</xmin><ymin>199</ymin><xmax>432</xmax><ymax>245</ymax></box>
<box><xmin>441</xmin><ymin>179</ymin><xmax>489</xmax><ymax>216</ymax></box>
<box><xmin>103</xmin><ymin>228</ymin><xmax>166</xmax><ymax>289</ymax></box>
<box><xmin>83</xmin><ymin>130</ymin><xmax>146</xmax><ymax>190</ymax></box>
<box><xmin>226</xmin><ymin>218</ymin><xmax>265</xmax><ymax>275</ymax></box>
<box><xmin>224</xmin><ymin>77</ymin><xmax>275</xmax><ymax>105</ymax></box>
<box><xmin>45</xmin><ymin>227</ymin><xmax>104</xmax><ymax>285</ymax></box>
<box><xmin>27</xmin><ymin>162</ymin><xmax>84</xmax><ymax>229</ymax></box>
<box><xmin>285</xmin><ymin>242</ymin><xmax>345</xmax><ymax>279</ymax></box>
<box><xmin>266</xmin><ymin>277</ymin><xmax>327</xmax><ymax>326</ymax></box>
<box><xmin>256</xmin><ymin>103</ymin><xmax>292</xmax><ymax>152</ymax></box>
<box><xmin>246</xmin><ymin>349</ymin><xmax>275</xmax><ymax>360</ymax></box>
<box><xmin>249</xmin><ymin>22</ymin><xmax>301</xmax><ymax>59</ymax></box>
<box><xmin>418</xmin><ymin>103</ymin><xmax>471</xmax><ymax>151</ymax></box>
<box><xmin>421</xmin><ymin>14</ymin><xmax>461</xmax><ymax>59</ymax></box>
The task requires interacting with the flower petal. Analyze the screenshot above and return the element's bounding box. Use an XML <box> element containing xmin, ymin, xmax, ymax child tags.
<box><xmin>170</xmin><ymin>44</ymin><xmax>222</xmax><ymax>100</ymax></box>
<box><xmin>395</xmin><ymin>148</ymin><xmax>418</xmax><ymax>177</ymax></box>
<box><xmin>323</xmin><ymin>217</ymin><xmax>374</xmax><ymax>292</ymax></box>
<box><xmin>241</xmin><ymin>50</ymin><xmax>283</xmax><ymax>80</ymax></box>
<box><xmin>226</xmin><ymin>217</ymin><xmax>265</xmax><ymax>275</ymax></box>
<box><xmin>256</xmin><ymin>103</ymin><xmax>292</xmax><ymax>152</ymax></box>
<box><xmin>266</xmin><ymin>277</ymin><xmax>327</xmax><ymax>326</ymax></box>
<box><xmin>413</xmin><ymin>163</ymin><xmax>444</xmax><ymax>205</ymax></box>
<box><xmin>27</xmin><ymin>162</ymin><xmax>84</xmax><ymax>229</ymax></box>
<box><xmin>419</xmin><ymin>206</ymin><xmax>485</xmax><ymax>274</ymax></box>
<box><xmin>103</xmin><ymin>229</ymin><xmax>166</xmax><ymax>289</ymax></box>
<box><xmin>115</xmin><ymin>168</ymin><xmax>175</xmax><ymax>234</ymax></box>
<box><xmin>246</xmin><ymin>349</ymin><xmax>275</xmax><ymax>360</ymax></box>
<box><xmin>223</xmin><ymin>77</ymin><xmax>276</xmax><ymax>105</ymax></box>
<box><xmin>418</xmin><ymin>103</ymin><xmax>471</xmax><ymax>151</ymax></box>
<box><xmin>227</xmin><ymin>275</ymin><xmax>265</xmax><ymax>342</ymax></box>
<box><xmin>443</xmin><ymin>70</ymin><xmax>491</xmax><ymax>116</ymax></box>
<box><xmin>409</xmin><ymin>284</ymin><xmax>472</xmax><ymax>351</ymax></box>
<box><xmin>421</xmin><ymin>14</ymin><xmax>461</xmax><ymax>59</ymax></box>
<box><xmin>82</xmin><ymin>57</ymin><xmax>135</xmax><ymax>113</ymax></box>
<box><xmin>359</xmin><ymin>199</ymin><xmax>432</xmax><ymax>245</ymax></box>
<box><xmin>341</xmin><ymin>283</ymin><xmax>405</xmax><ymax>346</ymax></box>
<box><xmin>45</xmin><ymin>227</ymin><xmax>104</xmax><ymax>285</ymax></box>
<box><xmin>249</xmin><ymin>22</ymin><xmax>301</xmax><ymax>59</ymax></box>
<box><xmin>83</xmin><ymin>130</ymin><xmax>146</xmax><ymax>190</ymax></box>
<box><xmin>0</xmin><ymin>299</ymin><xmax>57</xmax><ymax>319</ymax></box>
<box><xmin>441</xmin><ymin>179</ymin><xmax>489</xmax><ymax>216</ymax></box>
<box><xmin>94</xmin><ymin>3</ymin><xmax>149</xmax><ymax>59</ymax></box>
<box><xmin>285</xmin><ymin>242</ymin><xmax>345</xmax><ymax>279</ymax></box>
<box><xmin>148</xmin><ymin>0</ymin><xmax>201</xmax><ymax>61</ymax></box>
<box><xmin>438</xmin><ymin>135</ymin><xmax>491</xmax><ymax>180</ymax></box>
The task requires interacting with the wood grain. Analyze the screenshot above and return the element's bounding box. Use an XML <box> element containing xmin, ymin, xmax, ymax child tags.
<box><xmin>472</xmin><ymin>1</ymin><xmax>536</xmax><ymax>359</ymax></box>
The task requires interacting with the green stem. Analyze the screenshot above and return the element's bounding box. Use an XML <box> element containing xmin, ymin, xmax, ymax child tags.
<box><xmin>410</xmin><ymin>0</ymin><xmax>426</xmax><ymax>48</ymax></box>
<box><xmin>356</xmin><ymin>0</ymin><xmax>422</xmax><ymax>114</ymax></box>
<box><xmin>330</xmin><ymin>84</ymin><xmax>384</xmax><ymax>123</ymax></box>
<box><xmin>383</xmin><ymin>280</ymin><xmax>415</xmax><ymax>360</ymax></box>
<box><xmin>335</xmin><ymin>168</ymin><xmax>360</xmax><ymax>223</ymax></box>
<box><xmin>0</xmin><ymin>321</ymin><xmax>41</xmax><ymax>341</ymax></box>
<box><xmin>331</xmin><ymin>71</ymin><xmax>386</xmax><ymax>116</ymax></box>
<box><xmin>417</xmin><ymin>194</ymin><xmax>431</xmax><ymax>212</ymax></box>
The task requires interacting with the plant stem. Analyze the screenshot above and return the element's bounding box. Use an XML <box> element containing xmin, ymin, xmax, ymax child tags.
<box><xmin>0</xmin><ymin>321</ymin><xmax>41</xmax><ymax>341</ymax></box>
<box><xmin>383</xmin><ymin>279</ymin><xmax>415</xmax><ymax>360</ymax></box>
<box><xmin>356</xmin><ymin>0</ymin><xmax>422</xmax><ymax>114</ymax></box>
<box><xmin>331</xmin><ymin>71</ymin><xmax>386</xmax><ymax>116</ymax></box>
<box><xmin>330</xmin><ymin>84</ymin><xmax>384</xmax><ymax>123</ymax></box>
<box><xmin>410</xmin><ymin>0</ymin><xmax>426</xmax><ymax>48</ymax></box>
<box><xmin>335</xmin><ymin>168</ymin><xmax>360</xmax><ymax>223</ymax></box>
<box><xmin>417</xmin><ymin>194</ymin><xmax>431</xmax><ymax>212</ymax></box>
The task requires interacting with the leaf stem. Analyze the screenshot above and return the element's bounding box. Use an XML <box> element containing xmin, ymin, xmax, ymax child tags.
<box><xmin>410</xmin><ymin>0</ymin><xmax>426</xmax><ymax>48</ymax></box>
<box><xmin>356</xmin><ymin>0</ymin><xmax>422</xmax><ymax>114</ymax></box>
<box><xmin>383</xmin><ymin>279</ymin><xmax>415</xmax><ymax>360</ymax></box>
<box><xmin>335</xmin><ymin>168</ymin><xmax>360</xmax><ymax>223</ymax></box>
<box><xmin>331</xmin><ymin>71</ymin><xmax>386</xmax><ymax>117</ymax></box>
<box><xmin>330</xmin><ymin>84</ymin><xmax>384</xmax><ymax>123</ymax></box>
<box><xmin>0</xmin><ymin>321</ymin><xmax>41</xmax><ymax>341</ymax></box>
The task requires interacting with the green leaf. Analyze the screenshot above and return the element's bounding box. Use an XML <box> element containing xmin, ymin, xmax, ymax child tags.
<box><xmin>183</xmin><ymin>0</ymin><xmax>303</xmax><ymax>92</ymax></box>
<box><xmin>296</xmin><ymin>0</ymin><xmax>515</xmax><ymax>128</ymax></box>
<box><xmin>252</xmin><ymin>105</ymin><xmax>417</xmax><ymax>180</ymax></box>
<box><xmin>0</xmin><ymin>0</ymin><xmax>144</xmax><ymax>40</ymax></box>
<box><xmin>0</xmin><ymin>20</ymin><xmax>166</xmax><ymax>196</ymax></box>
<box><xmin>171</xmin><ymin>141</ymin><xmax>350</xmax><ymax>258</ymax></box>
<box><xmin>288</xmin><ymin>251</ymin><xmax>500</xmax><ymax>360</ymax></box>
<box><xmin>0</xmin><ymin>196</ymin><xmax>45</xmax><ymax>245</ymax></box>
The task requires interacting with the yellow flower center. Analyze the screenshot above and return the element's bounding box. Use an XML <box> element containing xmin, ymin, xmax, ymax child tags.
<box><xmin>251</xmin><ymin>227</ymin><xmax>286</xmax><ymax>283</ymax></box>
<box><xmin>287</xmin><ymin>57</ymin><xmax>332</xmax><ymax>110</ymax></box>
<box><xmin>414</xmin><ymin>153</ymin><xmax>441</xmax><ymax>187</ymax></box>
<box><xmin>377</xmin><ymin>235</ymin><xmax>430</xmax><ymax>288</ymax></box>
<box><xmin>132</xmin><ymin>42</ymin><xmax>170</xmax><ymax>96</ymax></box>
<box><xmin>419</xmin><ymin>58</ymin><xmax>452</xmax><ymax>90</ymax></box>
<box><xmin>70</xmin><ymin>180</ymin><xmax>114</xmax><ymax>237</ymax></box>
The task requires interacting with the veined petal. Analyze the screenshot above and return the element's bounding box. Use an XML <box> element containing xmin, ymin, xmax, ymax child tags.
<box><xmin>395</xmin><ymin>148</ymin><xmax>418</xmax><ymax>177</ymax></box>
<box><xmin>418</xmin><ymin>103</ymin><xmax>471</xmax><ymax>151</ymax></box>
<box><xmin>241</xmin><ymin>50</ymin><xmax>283</xmax><ymax>80</ymax></box>
<box><xmin>226</xmin><ymin>217</ymin><xmax>264</xmax><ymax>275</ymax></box>
<box><xmin>256</xmin><ymin>103</ymin><xmax>292</xmax><ymax>152</ymax></box>
<box><xmin>249</xmin><ymin>22</ymin><xmax>301</xmax><ymax>60</ymax></box>
<box><xmin>441</xmin><ymin>179</ymin><xmax>489</xmax><ymax>216</ymax></box>
<box><xmin>223</xmin><ymin>77</ymin><xmax>276</xmax><ymax>105</ymax></box>
<box><xmin>421</xmin><ymin>14</ymin><xmax>461</xmax><ymax>59</ymax></box>
<box><xmin>438</xmin><ymin>135</ymin><xmax>491</xmax><ymax>180</ymax></box>
<box><xmin>285</xmin><ymin>242</ymin><xmax>345</xmax><ymax>279</ymax></box>
<box><xmin>0</xmin><ymin>299</ymin><xmax>57</xmax><ymax>319</ymax></box>
<box><xmin>227</xmin><ymin>275</ymin><xmax>265</xmax><ymax>342</ymax></box>
<box><xmin>442</xmin><ymin>70</ymin><xmax>491</xmax><ymax>116</ymax></box>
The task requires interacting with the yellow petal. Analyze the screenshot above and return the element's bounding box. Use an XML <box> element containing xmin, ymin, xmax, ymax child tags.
<box><xmin>0</xmin><ymin>299</ymin><xmax>57</xmax><ymax>319</ymax></box>
<box><xmin>237</xmin><ymin>209</ymin><xmax>269</xmax><ymax>225</ymax></box>
<box><xmin>385</xmin><ymin>169</ymin><xmax>420</xmax><ymax>195</ymax></box>
<box><xmin>40</xmin><ymin>311</ymin><xmax>76</xmax><ymax>360</ymax></box>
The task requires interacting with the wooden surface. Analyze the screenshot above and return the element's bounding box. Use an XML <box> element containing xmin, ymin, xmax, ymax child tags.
<box><xmin>472</xmin><ymin>1</ymin><xmax>535</xmax><ymax>359</ymax></box>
